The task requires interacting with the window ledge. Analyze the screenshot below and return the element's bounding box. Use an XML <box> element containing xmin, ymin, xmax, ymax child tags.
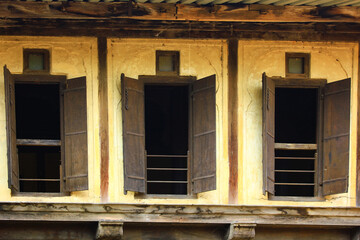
<box><xmin>269</xmin><ymin>196</ymin><xmax>325</xmax><ymax>202</ymax></box>
<box><xmin>135</xmin><ymin>194</ymin><xmax>197</xmax><ymax>200</ymax></box>
<box><xmin>12</xmin><ymin>192</ymin><xmax>69</xmax><ymax>197</ymax></box>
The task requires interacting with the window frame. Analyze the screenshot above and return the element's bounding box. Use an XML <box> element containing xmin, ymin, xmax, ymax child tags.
<box><xmin>23</xmin><ymin>49</ymin><xmax>50</xmax><ymax>74</ymax></box>
<box><xmin>156</xmin><ymin>51</ymin><xmax>180</xmax><ymax>76</ymax></box>
<box><xmin>285</xmin><ymin>53</ymin><xmax>310</xmax><ymax>79</ymax></box>
<box><xmin>265</xmin><ymin>76</ymin><xmax>327</xmax><ymax>200</ymax></box>
<box><xmin>11</xmin><ymin>74</ymin><xmax>67</xmax><ymax>196</ymax></box>
<box><xmin>138</xmin><ymin>75</ymin><xmax>196</xmax><ymax>197</ymax></box>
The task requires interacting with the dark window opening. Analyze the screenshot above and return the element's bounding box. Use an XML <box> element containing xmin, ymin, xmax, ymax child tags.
<box><xmin>18</xmin><ymin>146</ymin><xmax>60</xmax><ymax>193</ymax></box>
<box><xmin>15</xmin><ymin>83</ymin><xmax>61</xmax><ymax>193</ymax></box>
<box><xmin>274</xmin><ymin>88</ymin><xmax>318</xmax><ymax>197</ymax></box>
<box><xmin>15</xmin><ymin>84</ymin><xmax>60</xmax><ymax>139</ymax></box>
<box><xmin>145</xmin><ymin>85</ymin><xmax>188</xmax><ymax>195</ymax></box>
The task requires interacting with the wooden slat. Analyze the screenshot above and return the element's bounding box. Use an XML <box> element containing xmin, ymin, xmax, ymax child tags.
<box><xmin>19</xmin><ymin>178</ymin><xmax>60</xmax><ymax>182</ymax></box>
<box><xmin>16</xmin><ymin>139</ymin><xmax>61</xmax><ymax>146</ymax></box>
<box><xmin>275</xmin><ymin>143</ymin><xmax>317</xmax><ymax>150</ymax></box>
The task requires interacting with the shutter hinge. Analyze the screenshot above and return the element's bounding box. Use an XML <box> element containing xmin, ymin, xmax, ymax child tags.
<box><xmin>125</xmin><ymin>88</ymin><xmax>129</xmax><ymax>110</ymax></box>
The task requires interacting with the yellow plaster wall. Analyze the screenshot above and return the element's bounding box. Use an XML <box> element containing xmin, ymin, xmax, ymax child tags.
<box><xmin>107</xmin><ymin>38</ymin><xmax>229</xmax><ymax>204</ymax></box>
<box><xmin>238</xmin><ymin>40</ymin><xmax>359</xmax><ymax>207</ymax></box>
<box><xmin>0</xmin><ymin>36</ymin><xmax>100</xmax><ymax>203</ymax></box>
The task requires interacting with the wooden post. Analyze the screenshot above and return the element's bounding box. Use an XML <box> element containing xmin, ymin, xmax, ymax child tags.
<box><xmin>98</xmin><ymin>37</ymin><xmax>109</xmax><ymax>202</ymax></box>
<box><xmin>225</xmin><ymin>223</ymin><xmax>256</xmax><ymax>240</ymax></box>
<box><xmin>357</xmin><ymin>43</ymin><xmax>360</xmax><ymax>207</ymax></box>
<box><xmin>96</xmin><ymin>221</ymin><xmax>123</xmax><ymax>240</ymax></box>
<box><xmin>228</xmin><ymin>39</ymin><xmax>239</xmax><ymax>204</ymax></box>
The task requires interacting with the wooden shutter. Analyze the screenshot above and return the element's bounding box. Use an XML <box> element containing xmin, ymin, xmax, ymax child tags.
<box><xmin>262</xmin><ymin>73</ymin><xmax>275</xmax><ymax>195</ymax></box>
<box><xmin>191</xmin><ymin>74</ymin><xmax>216</xmax><ymax>193</ymax></box>
<box><xmin>4</xmin><ymin>65</ymin><xmax>19</xmax><ymax>192</ymax></box>
<box><xmin>322</xmin><ymin>78</ymin><xmax>350</xmax><ymax>195</ymax></box>
<box><xmin>121</xmin><ymin>74</ymin><xmax>146</xmax><ymax>193</ymax></box>
<box><xmin>63</xmin><ymin>76</ymin><xmax>88</xmax><ymax>191</ymax></box>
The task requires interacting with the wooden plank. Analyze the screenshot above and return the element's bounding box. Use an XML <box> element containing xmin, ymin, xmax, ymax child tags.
<box><xmin>16</xmin><ymin>139</ymin><xmax>61</xmax><ymax>146</ymax></box>
<box><xmin>1</xmin><ymin>2</ymin><xmax>360</xmax><ymax>23</ymax></box>
<box><xmin>275</xmin><ymin>143</ymin><xmax>317</xmax><ymax>150</ymax></box>
<box><xmin>98</xmin><ymin>37</ymin><xmax>109</xmax><ymax>202</ymax></box>
<box><xmin>228</xmin><ymin>39</ymin><xmax>238</xmax><ymax>204</ymax></box>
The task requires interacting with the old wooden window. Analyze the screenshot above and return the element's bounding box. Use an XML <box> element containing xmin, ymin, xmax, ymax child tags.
<box><xmin>122</xmin><ymin>74</ymin><xmax>216</xmax><ymax>196</ymax></box>
<box><xmin>4</xmin><ymin>65</ymin><xmax>88</xmax><ymax>194</ymax></box>
<box><xmin>263</xmin><ymin>73</ymin><xmax>350</xmax><ymax>198</ymax></box>
<box><xmin>286</xmin><ymin>53</ymin><xmax>310</xmax><ymax>78</ymax></box>
<box><xmin>156</xmin><ymin>51</ymin><xmax>179</xmax><ymax>76</ymax></box>
<box><xmin>23</xmin><ymin>49</ymin><xmax>50</xmax><ymax>73</ymax></box>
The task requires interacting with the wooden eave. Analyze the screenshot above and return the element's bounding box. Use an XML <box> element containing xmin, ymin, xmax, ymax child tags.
<box><xmin>0</xmin><ymin>202</ymin><xmax>360</xmax><ymax>227</ymax></box>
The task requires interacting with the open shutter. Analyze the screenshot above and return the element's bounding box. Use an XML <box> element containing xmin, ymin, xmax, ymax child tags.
<box><xmin>63</xmin><ymin>77</ymin><xmax>88</xmax><ymax>191</ymax></box>
<box><xmin>4</xmin><ymin>66</ymin><xmax>19</xmax><ymax>192</ymax></box>
<box><xmin>191</xmin><ymin>74</ymin><xmax>216</xmax><ymax>193</ymax></box>
<box><xmin>262</xmin><ymin>73</ymin><xmax>275</xmax><ymax>195</ymax></box>
<box><xmin>322</xmin><ymin>78</ymin><xmax>350</xmax><ymax>195</ymax></box>
<box><xmin>122</xmin><ymin>73</ymin><xmax>146</xmax><ymax>193</ymax></box>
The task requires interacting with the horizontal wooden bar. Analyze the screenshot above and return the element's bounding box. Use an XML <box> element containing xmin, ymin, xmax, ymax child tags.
<box><xmin>19</xmin><ymin>178</ymin><xmax>60</xmax><ymax>182</ymax></box>
<box><xmin>147</xmin><ymin>168</ymin><xmax>188</xmax><ymax>171</ymax></box>
<box><xmin>147</xmin><ymin>155</ymin><xmax>187</xmax><ymax>158</ymax></box>
<box><xmin>275</xmin><ymin>183</ymin><xmax>315</xmax><ymax>186</ymax></box>
<box><xmin>147</xmin><ymin>181</ymin><xmax>188</xmax><ymax>183</ymax></box>
<box><xmin>16</xmin><ymin>139</ymin><xmax>61</xmax><ymax>147</ymax></box>
<box><xmin>275</xmin><ymin>170</ymin><xmax>315</xmax><ymax>173</ymax></box>
<box><xmin>275</xmin><ymin>143</ymin><xmax>317</xmax><ymax>150</ymax></box>
<box><xmin>275</xmin><ymin>157</ymin><xmax>316</xmax><ymax>160</ymax></box>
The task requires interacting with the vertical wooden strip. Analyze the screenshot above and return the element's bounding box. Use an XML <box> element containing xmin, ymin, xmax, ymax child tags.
<box><xmin>98</xmin><ymin>37</ymin><xmax>109</xmax><ymax>202</ymax></box>
<box><xmin>228</xmin><ymin>39</ymin><xmax>238</xmax><ymax>204</ymax></box>
<box><xmin>357</xmin><ymin>45</ymin><xmax>360</xmax><ymax>206</ymax></box>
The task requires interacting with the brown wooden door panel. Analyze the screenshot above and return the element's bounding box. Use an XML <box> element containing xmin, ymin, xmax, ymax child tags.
<box><xmin>322</xmin><ymin>78</ymin><xmax>350</xmax><ymax>195</ymax></box>
<box><xmin>4</xmin><ymin>65</ymin><xmax>19</xmax><ymax>192</ymax></box>
<box><xmin>262</xmin><ymin>73</ymin><xmax>275</xmax><ymax>195</ymax></box>
<box><xmin>122</xmin><ymin>73</ymin><xmax>146</xmax><ymax>193</ymax></box>
<box><xmin>191</xmin><ymin>74</ymin><xmax>216</xmax><ymax>193</ymax></box>
<box><xmin>63</xmin><ymin>76</ymin><xmax>88</xmax><ymax>192</ymax></box>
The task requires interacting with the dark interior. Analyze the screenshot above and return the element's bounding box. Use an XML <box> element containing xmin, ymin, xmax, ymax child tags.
<box><xmin>274</xmin><ymin>88</ymin><xmax>318</xmax><ymax>197</ymax></box>
<box><xmin>15</xmin><ymin>83</ymin><xmax>60</xmax><ymax>140</ymax></box>
<box><xmin>275</xmin><ymin>88</ymin><xmax>318</xmax><ymax>143</ymax></box>
<box><xmin>15</xmin><ymin>83</ymin><xmax>61</xmax><ymax>193</ymax></box>
<box><xmin>18</xmin><ymin>146</ymin><xmax>60</xmax><ymax>192</ymax></box>
<box><xmin>145</xmin><ymin>85</ymin><xmax>188</xmax><ymax>195</ymax></box>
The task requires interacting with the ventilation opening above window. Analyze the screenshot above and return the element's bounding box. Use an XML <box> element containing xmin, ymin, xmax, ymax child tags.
<box><xmin>145</xmin><ymin>85</ymin><xmax>189</xmax><ymax>195</ymax></box>
<box><xmin>23</xmin><ymin>49</ymin><xmax>50</xmax><ymax>73</ymax></box>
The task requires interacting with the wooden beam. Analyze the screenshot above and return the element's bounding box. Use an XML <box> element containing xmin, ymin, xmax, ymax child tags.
<box><xmin>228</xmin><ymin>39</ymin><xmax>239</xmax><ymax>204</ymax></box>
<box><xmin>1</xmin><ymin>2</ymin><xmax>360</xmax><ymax>23</ymax></box>
<box><xmin>0</xmin><ymin>19</ymin><xmax>360</xmax><ymax>42</ymax></box>
<box><xmin>1</xmin><ymin>202</ymin><xmax>360</xmax><ymax>226</ymax></box>
<box><xmin>98</xmin><ymin>37</ymin><xmax>109</xmax><ymax>203</ymax></box>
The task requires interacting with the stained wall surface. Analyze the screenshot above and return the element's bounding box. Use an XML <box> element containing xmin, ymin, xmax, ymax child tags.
<box><xmin>238</xmin><ymin>40</ymin><xmax>359</xmax><ymax>207</ymax></box>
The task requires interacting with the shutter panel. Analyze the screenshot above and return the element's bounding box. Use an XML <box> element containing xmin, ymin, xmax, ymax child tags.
<box><xmin>4</xmin><ymin>65</ymin><xmax>19</xmax><ymax>192</ymax></box>
<box><xmin>121</xmin><ymin>74</ymin><xmax>146</xmax><ymax>193</ymax></box>
<box><xmin>262</xmin><ymin>73</ymin><xmax>275</xmax><ymax>195</ymax></box>
<box><xmin>191</xmin><ymin>74</ymin><xmax>216</xmax><ymax>193</ymax></box>
<box><xmin>322</xmin><ymin>78</ymin><xmax>350</xmax><ymax>195</ymax></box>
<box><xmin>63</xmin><ymin>76</ymin><xmax>88</xmax><ymax>191</ymax></box>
